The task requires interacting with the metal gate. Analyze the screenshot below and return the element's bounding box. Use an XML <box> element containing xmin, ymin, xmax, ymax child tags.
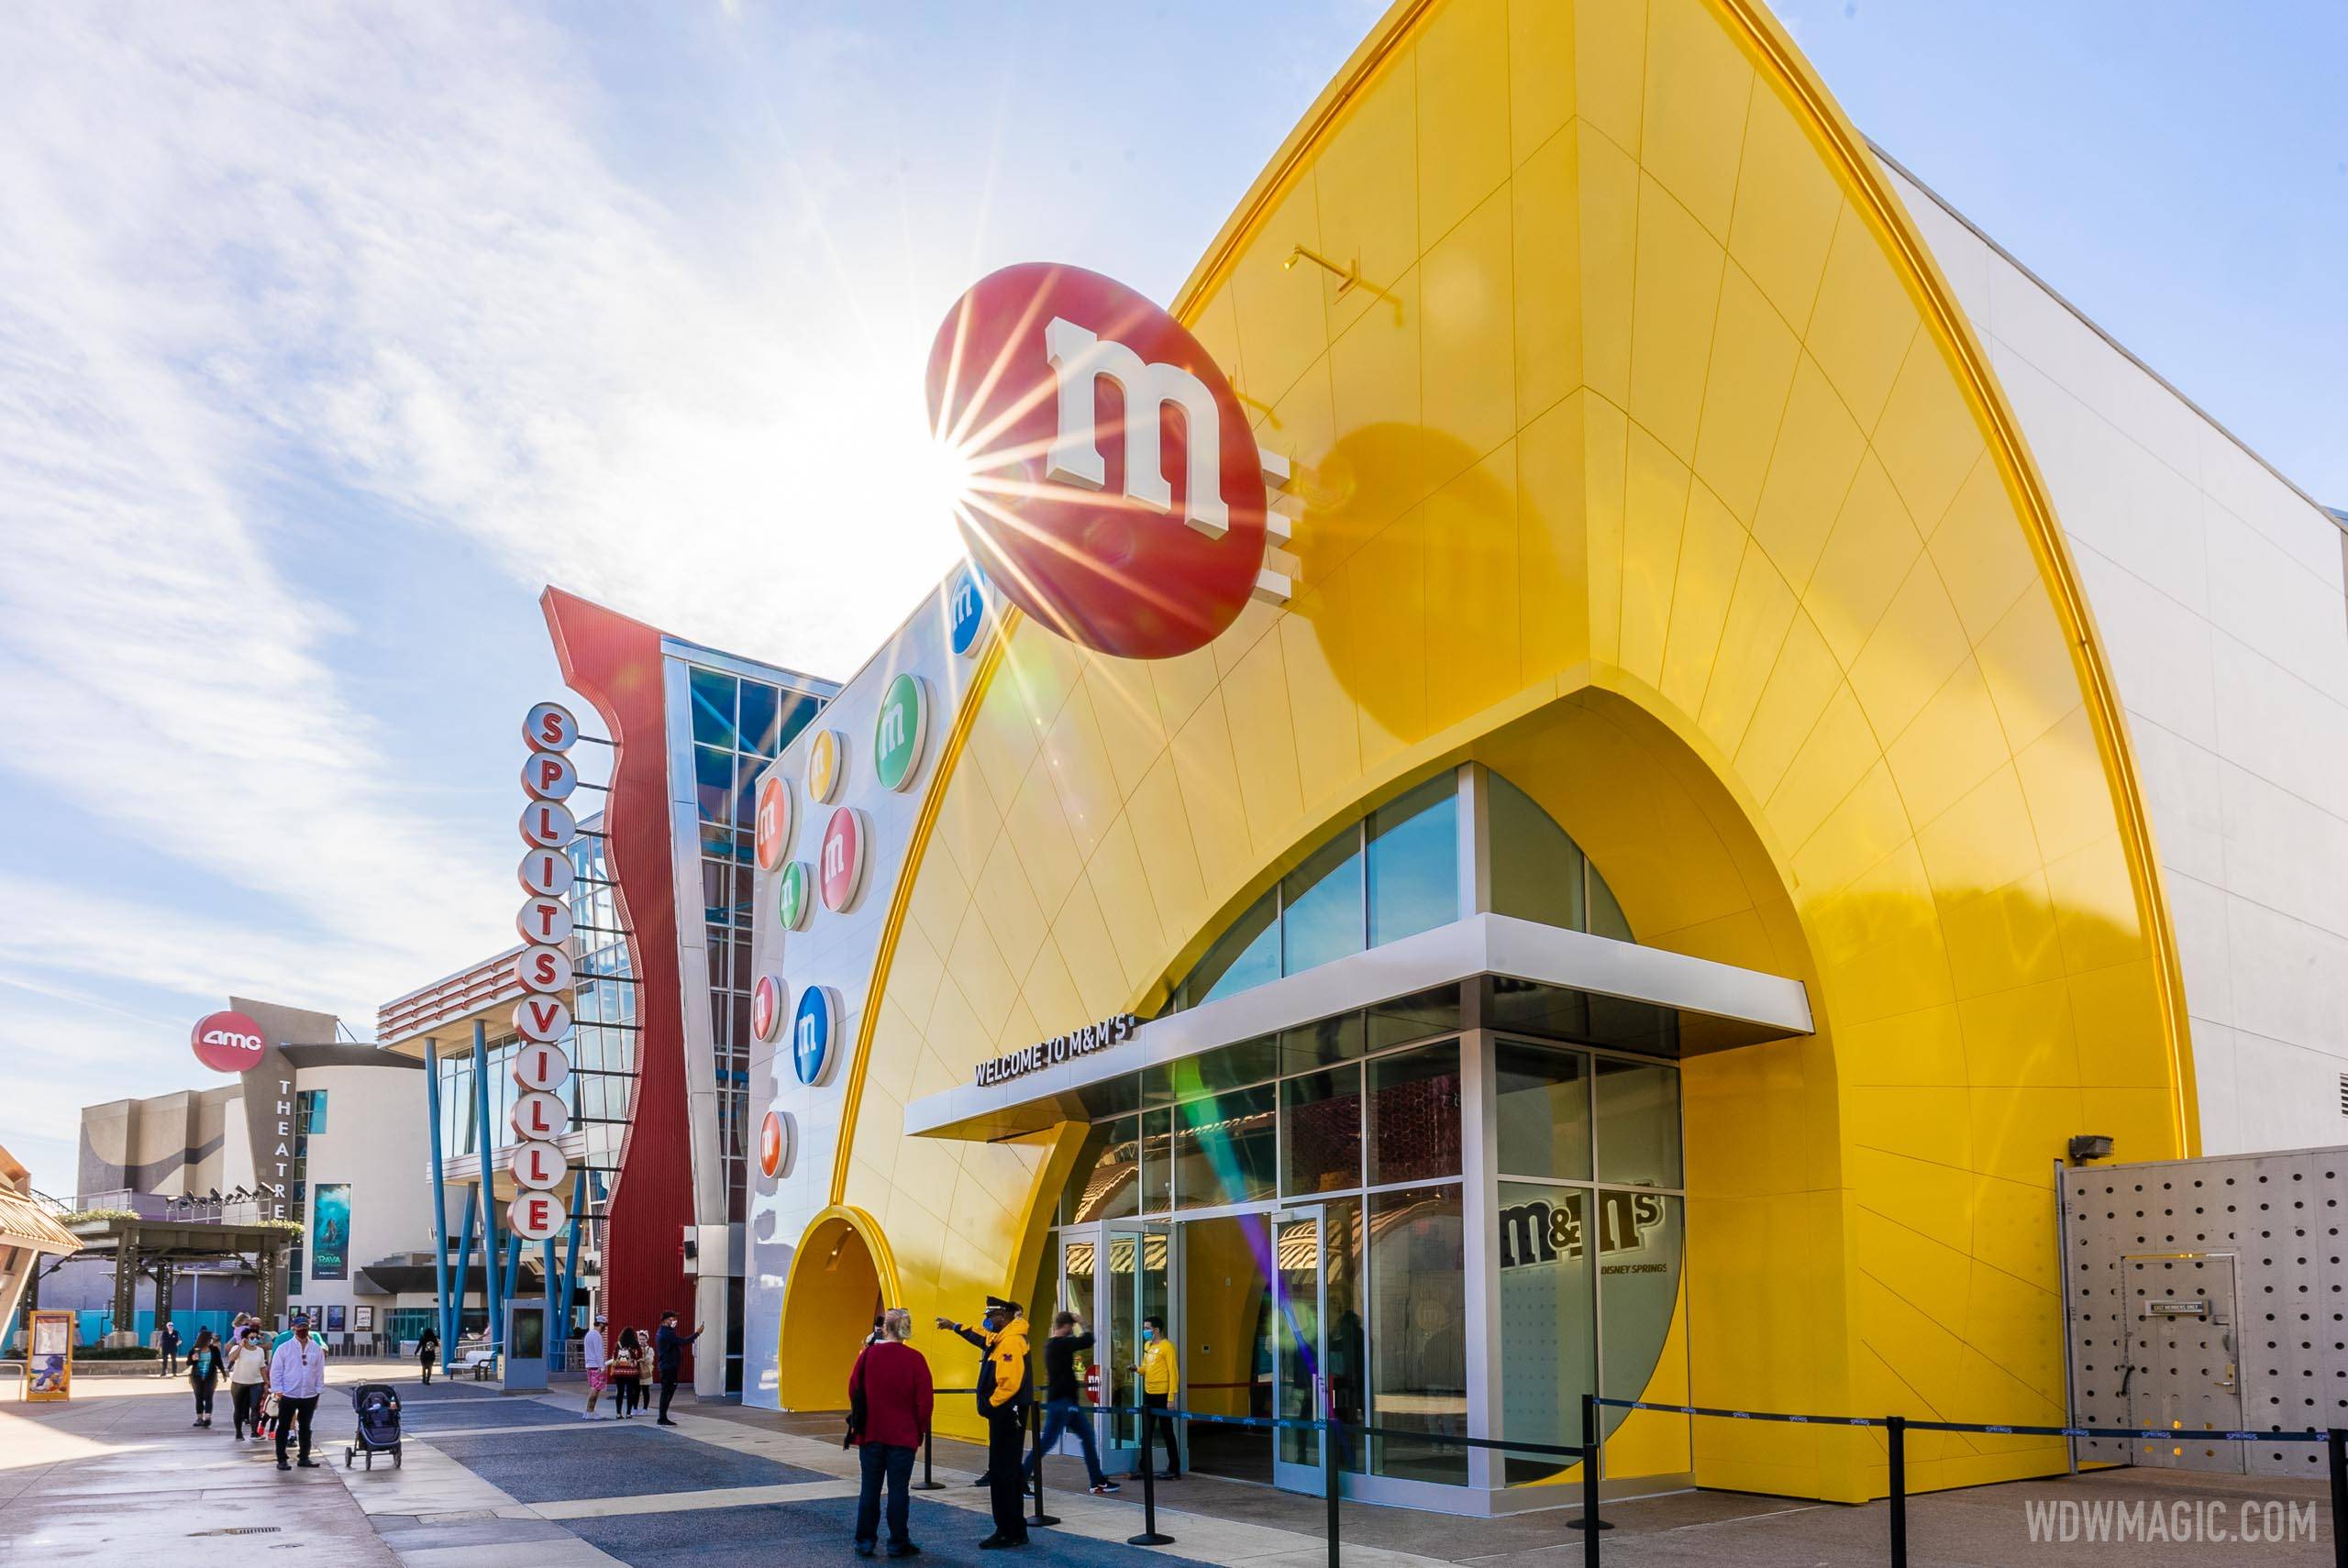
<box><xmin>2062</xmin><ymin>1147</ymin><xmax>2347</xmax><ymax>1482</ymax></box>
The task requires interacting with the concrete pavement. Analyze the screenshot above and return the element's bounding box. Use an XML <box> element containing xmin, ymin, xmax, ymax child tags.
<box><xmin>4</xmin><ymin>1365</ymin><xmax>2341</xmax><ymax>1566</ymax></box>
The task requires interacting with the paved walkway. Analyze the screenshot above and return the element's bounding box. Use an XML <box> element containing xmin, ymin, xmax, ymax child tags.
<box><xmin>4</xmin><ymin>1366</ymin><xmax>2340</xmax><ymax>1565</ymax></box>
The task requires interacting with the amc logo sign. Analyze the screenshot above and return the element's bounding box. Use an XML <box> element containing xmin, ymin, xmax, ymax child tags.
<box><xmin>191</xmin><ymin>1010</ymin><xmax>267</xmax><ymax>1074</ymax></box>
<box><xmin>926</xmin><ymin>263</ymin><xmax>1270</xmax><ymax>659</ymax></box>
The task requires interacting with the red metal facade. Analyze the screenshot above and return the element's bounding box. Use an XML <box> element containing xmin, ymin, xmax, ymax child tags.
<box><xmin>540</xmin><ymin>587</ymin><xmax>692</xmax><ymax>1366</ymax></box>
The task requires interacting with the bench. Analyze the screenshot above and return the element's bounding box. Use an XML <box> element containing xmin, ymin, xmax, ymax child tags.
<box><xmin>460</xmin><ymin>1348</ymin><xmax>497</xmax><ymax>1380</ymax></box>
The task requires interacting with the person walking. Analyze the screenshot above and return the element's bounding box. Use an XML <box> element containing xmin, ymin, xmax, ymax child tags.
<box><xmin>1134</xmin><ymin>1315</ymin><xmax>1180</xmax><ymax>1480</ymax></box>
<box><xmin>1025</xmin><ymin>1311</ymin><xmax>1117</xmax><ymax>1496</ymax></box>
<box><xmin>847</xmin><ymin>1308</ymin><xmax>933</xmax><ymax>1559</ymax></box>
<box><xmin>581</xmin><ymin>1316</ymin><xmax>609</xmax><ymax>1418</ymax></box>
<box><xmin>652</xmin><ymin>1311</ymin><xmax>701</xmax><ymax>1426</ymax></box>
<box><xmin>939</xmin><ymin>1296</ymin><xmax>1033</xmax><ymax>1550</ymax></box>
<box><xmin>417</xmin><ymin>1323</ymin><xmax>440</xmax><ymax>1385</ymax></box>
<box><xmin>609</xmin><ymin>1327</ymin><xmax>644</xmax><ymax>1418</ymax></box>
<box><xmin>186</xmin><ymin>1329</ymin><xmax>222</xmax><ymax>1428</ymax></box>
<box><xmin>160</xmin><ymin>1320</ymin><xmax>182</xmax><ymax>1376</ymax></box>
<box><xmin>268</xmin><ymin>1313</ymin><xmax>327</xmax><ymax>1470</ymax></box>
<box><xmin>227</xmin><ymin>1324</ymin><xmax>269</xmax><ymax>1440</ymax></box>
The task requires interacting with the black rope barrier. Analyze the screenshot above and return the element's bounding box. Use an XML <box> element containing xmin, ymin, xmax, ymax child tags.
<box><xmin>893</xmin><ymin>1389</ymin><xmax>2348</xmax><ymax>1568</ymax></box>
<box><xmin>1595</xmin><ymin>1395</ymin><xmax>2336</xmax><ymax>1443</ymax></box>
<box><xmin>1593</xmin><ymin>1396</ymin><xmax>2348</xmax><ymax>1568</ymax></box>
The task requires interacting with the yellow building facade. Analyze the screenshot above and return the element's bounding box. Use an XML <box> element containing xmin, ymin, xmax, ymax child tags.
<box><xmin>742</xmin><ymin>0</ymin><xmax>2210</xmax><ymax>1509</ymax></box>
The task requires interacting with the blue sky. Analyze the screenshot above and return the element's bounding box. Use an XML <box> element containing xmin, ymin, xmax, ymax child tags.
<box><xmin>0</xmin><ymin>1</ymin><xmax>2338</xmax><ymax>1198</ymax></box>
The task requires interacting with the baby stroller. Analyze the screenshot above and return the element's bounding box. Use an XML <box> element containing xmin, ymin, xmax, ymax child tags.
<box><xmin>344</xmin><ymin>1382</ymin><xmax>403</xmax><ymax>1469</ymax></box>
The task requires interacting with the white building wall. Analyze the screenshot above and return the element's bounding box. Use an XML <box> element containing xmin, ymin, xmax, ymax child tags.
<box><xmin>742</xmin><ymin>573</ymin><xmax>985</xmax><ymax>1408</ymax></box>
<box><xmin>1882</xmin><ymin>158</ymin><xmax>2348</xmax><ymax>1157</ymax></box>
<box><xmin>287</xmin><ymin>1062</ymin><xmax>434</xmax><ymax>1325</ymax></box>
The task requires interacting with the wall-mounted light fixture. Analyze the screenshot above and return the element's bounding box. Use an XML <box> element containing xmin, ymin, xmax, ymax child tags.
<box><xmin>1283</xmin><ymin>245</ymin><xmax>1399</xmax><ymax>315</ymax></box>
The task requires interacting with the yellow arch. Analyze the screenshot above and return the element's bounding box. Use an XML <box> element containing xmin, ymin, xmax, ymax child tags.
<box><xmin>775</xmin><ymin>1203</ymin><xmax>904</xmax><ymax>1410</ymax></box>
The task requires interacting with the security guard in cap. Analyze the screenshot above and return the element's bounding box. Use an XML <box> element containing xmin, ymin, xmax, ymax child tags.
<box><xmin>938</xmin><ymin>1296</ymin><xmax>1033</xmax><ymax>1548</ymax></box>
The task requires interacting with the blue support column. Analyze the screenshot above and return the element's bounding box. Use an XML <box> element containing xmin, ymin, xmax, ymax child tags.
<box><xmin>425</xmin><ymin>1040</ymin><xmax>455</xmax><ymax>1367</ymax></box>
<box><xmin>542</xmin><ymin>1236</ymin><xmax>560</xmax><ymax>1365</ymax></box>
<box><xmin>453</xmin><ymin>1188</ymin><xmax>477</xmax><ymax>1350</ymax></box>
<box><xmin>556</xmin><ymin>1198</ymin><xmax>582</xmax><ymax>1342</ymax></box>
<box><xmin>502</xmin><ymin>1231</ymin><xmax>524</xmax><ymax>1325</ymax></box>
<box><xmin>472</xmin><ymin>1021</ymin><xmax>504</xmax><ymax>1349</ymax></box>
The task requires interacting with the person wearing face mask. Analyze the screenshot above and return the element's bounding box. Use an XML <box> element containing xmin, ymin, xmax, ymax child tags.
<box><xmin>1133</xmin><ymin>1316</ymin><xmax>1180</xmax><ymax>1480</ymax></box>
<box><xmin>937</xmin><ymin>1296</ymin><xmax>1032</xmax><ymax>1549</ymax></box>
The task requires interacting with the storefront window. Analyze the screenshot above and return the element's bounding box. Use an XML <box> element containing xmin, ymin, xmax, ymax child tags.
<box><xmin>1171</xmin><ymin>774</ymin><xmax>1463</xmax><ymax>1012</ymax></box>
<box><xmin>1171</xmin><ymin>1084</ymin><xmax>1277</xmax><ymax>1209</ymax></box>
<box><xmin>1139</xmin><ymin>1109</ymin><xmax>1172</xmax><ymax>1214</ymax></box>
<box><xmin>1279</xmin><ymin>1066</ymin><xmax>1363</xmax><ymax>1197</ymax></box>
<box><xmin>1496</xmin><ymin>1181</ymin><xmax>1596</xmax><ymax>1484</ymax></box>
<box><xmin>1185</xmin><ymin>889</ymin><xmax>1280</xmax><ymax>1008</ymax></box>
<box><xmin>1366</xmin><ymin>986</ymin><xmax>1461</xmax><ymax>1052</ymax></box>
<box><xmin>1595</xmin><ymin>1058</ymin><xmax>1682</xmax><ymax>1187</ymax></box>
<box><xmin>1061</xmin><ymin>1117</ymin><xmax>1142</xmax><ymax>1224</ymax></box>
<box><xmin>1598</xmin><ymin>1190</ymin><xmax>1684</xmax><ymax>1458</ymax></box>
<box><xmin>1368</xmin><ymin>1185</ymin><xmax>1467</xmax><ymax>1484</ymax></box>
<box><xmin>1496</xmin><ymin>1042</ymin><xmax>1592</xmax><ymax>1181</ymax></box>
<box><xmin>1368</xmin><ymin>776</ymin><xmax>1458</xmax><ymax>945</ymax></box>
<box><xmin>1488</xmin><ymin>772</ymin><xmax>1585</xmax><ymax>933</ymax></box>
<box><xmin>1366</xmin><ymin>1043</ymin><xmax>1461</xmax><ymax>1187</ymax></box>
<box><xmin>1278</xmin><ymin>1010</ymin><xmax>1365</xmax><ymax>1073</ymax></box>
<box><xmin>1282</xmin><ymin>830</ymin><xmax>1365</xmax><ymax>975</ymax></box>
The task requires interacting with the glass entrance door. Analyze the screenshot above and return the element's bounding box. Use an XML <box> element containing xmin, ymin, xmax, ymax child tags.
<box><xmin>1103</xmin><ymin>1218</ymin><xmax>1170</xmax><ymax>1456</ymax></box>
<box><xmin>1272</xmin><ymin>1206</ymin><xmax>1330</xmax><ymax>1495</ymax></box>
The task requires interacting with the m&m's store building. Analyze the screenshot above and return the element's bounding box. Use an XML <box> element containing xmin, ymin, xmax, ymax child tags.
<box><xmin>548</xmin><ymin>0</ymin><xmax>2348</xmax><ymax>1514</ymax></box>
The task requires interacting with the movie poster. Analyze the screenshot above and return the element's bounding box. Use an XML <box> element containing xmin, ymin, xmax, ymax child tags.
<box><xmin>310</xmin><ymin>1183</ymin><xmax>351</xmax><ymax>1281</ymax></box>
<box><xmin>26</xmin><ymin>1310</ymin><xmax>72</xmax><ymax>1401</ymax></box>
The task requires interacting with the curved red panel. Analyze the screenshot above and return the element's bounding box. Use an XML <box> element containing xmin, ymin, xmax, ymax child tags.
<box><xmin>541</xmin><ymin>587</ymin><xmax>692</xmax><ymax>1374</ymax></box>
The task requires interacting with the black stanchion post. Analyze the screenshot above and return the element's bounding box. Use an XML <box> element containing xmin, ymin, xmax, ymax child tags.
<box><xmin>1127</xmin><ymin>1414</ymin><xmax>1173</xmax><ymax>1548</ymax></box>
<box><xmin>1568</xmin><ymin>1390</ymin><xmax>1611</xmax><ymax>1563</ymax></box>
<box><xmin>1324</xmin><ymin>1410</ymin><xmax>1341</xmax><ymax>1568</ymax></box>
<box><xmin>914</xmin><ymin>1420</ymin><xmax>943</xmax><ymax>1490</ymax></box>
<box><xmin>2328</xmin><ymin>1428</ymin><xmax>2347</xmax><ymax>1568</ymax></box>
<box><xmin>1026</xmin><ymin>1401</ymin><xmax>1059</xmax><ymax>1529</ymax></box>
<box><xmin>1888</xmin><ymin>1414</ymin><xmax>1908</xmax><ymax>1568</ymax></box>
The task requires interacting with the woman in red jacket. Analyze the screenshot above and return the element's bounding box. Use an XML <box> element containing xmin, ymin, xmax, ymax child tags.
<box><xmin>847</xmin><ymin>1308</ymin><xmax>934</xmax><ymax>1559</ymax></box>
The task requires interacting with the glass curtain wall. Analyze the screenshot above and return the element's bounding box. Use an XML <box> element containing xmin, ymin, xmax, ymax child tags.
<box><xmin>1171</xmin><ymin>767</ymin><xmax>1634</xmax><ymax>1016</ymax></box>
<box><xmin>1058</xmin><ymin>991</ymin><xmax>1468</xmax><ymax>1484</ymax></box>
<box><xmin>684</xmin><ymin>663</ymin><xmax>820</xmax><ymax>1222</ymax></box>
<box><xmin>1494</xmin><ymin>1042</ymin><xmax>1685</xmax><ymax>1485</ymax></box>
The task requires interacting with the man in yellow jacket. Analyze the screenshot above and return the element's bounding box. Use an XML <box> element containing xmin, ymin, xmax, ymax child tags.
<box><xmin>1134</xmin><ymin>1314</ymin><xmax>1180</xmax><ymax>1480</ymax></box>
<box><xmin>939</xmin><ymin>1296</ymin><xmax>1033</xmax><ymax>1548</ymax></box>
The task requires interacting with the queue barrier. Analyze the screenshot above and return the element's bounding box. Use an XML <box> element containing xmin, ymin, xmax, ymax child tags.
<box><xmin>914</xmin><ymin>1387</ymin><xmax>2348</xmax><ymax>1568</ymax></box>
<box><xmin>1597</xmin><ymin>1397</ymin><xmax>2348</xmax><ymax>1568</ymax></box>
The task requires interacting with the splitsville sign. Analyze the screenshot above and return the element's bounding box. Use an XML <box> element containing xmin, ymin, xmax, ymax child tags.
<box><xmin>972</xmin><ymin>1013</ymin><xmax>1140</xmax><ymax>1088</ymax></box>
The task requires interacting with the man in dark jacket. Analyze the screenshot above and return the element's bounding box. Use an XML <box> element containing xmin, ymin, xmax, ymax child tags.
<box><xmin>1024</xmin><ymin>1311</ymin><xmax>1116</xmax><ymax>1495</ymax></box>
<box><xmin>938</xmin><ymin>1296</ymin><xmax>1032</xmax><ymax>1548</ymax></box>
<box><xmin>653</xmin><ymin>1311</ymin><xmax>702</xmax><ymax>1426</ymax></box>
